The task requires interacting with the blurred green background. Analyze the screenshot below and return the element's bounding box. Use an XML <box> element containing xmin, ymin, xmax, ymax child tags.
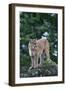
<box><xmin>20</xmin><ymin>12</ymin><xmax>58</xmax><ymax>77</ymax></box>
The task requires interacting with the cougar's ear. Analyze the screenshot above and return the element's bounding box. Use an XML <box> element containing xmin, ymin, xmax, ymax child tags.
<box><xmin>35</xmin><ymin>38</ymin><xmax>37</xmax><ymax>40</ymax></box>
<box><xmin>29</xmin><ymin>39</ymin><xmax>33</xmax><ymax>42</ymax></box>
<box><xmin>33</xmin><ymin>38</ymin><xmax>37</xmax><ymax>42</ymax></box>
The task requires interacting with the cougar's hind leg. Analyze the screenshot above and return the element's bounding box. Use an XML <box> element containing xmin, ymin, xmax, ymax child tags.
<box><xmin>45</xmin><ymin>41</ymin><xmax>50</xmax><ymax>60</ymax></box>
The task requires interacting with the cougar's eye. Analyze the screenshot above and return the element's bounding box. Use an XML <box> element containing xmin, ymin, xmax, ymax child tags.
<box><xmin>34</xmin><ymin>45</ymin><xmax>37</xmax><ymax>48</ymax></box>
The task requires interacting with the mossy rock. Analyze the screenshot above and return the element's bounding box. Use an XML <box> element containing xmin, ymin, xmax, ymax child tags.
<box><xmin>20</xmin><ymin>59</ymin><xmax>58</xmax><ymax>77</ymax></box>
<box><xmin>28</xmin><ymin>59</ymin><xmax>58</xmax><ymax>77</ymax></box>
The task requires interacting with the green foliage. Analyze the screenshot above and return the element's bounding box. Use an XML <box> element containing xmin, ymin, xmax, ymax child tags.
<box><xmin>20</xmin><ymin>12</ymin><xmax>58</xmax><ymax>77</ymax></box>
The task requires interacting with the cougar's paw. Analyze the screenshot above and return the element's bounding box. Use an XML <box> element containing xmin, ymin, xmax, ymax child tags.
<box><xmin>28</xmin><ymin>66</ymin><xmax>33</xmax><ymax>72</ymax></box>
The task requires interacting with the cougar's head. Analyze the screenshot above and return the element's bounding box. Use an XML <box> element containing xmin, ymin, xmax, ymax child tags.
<box><xmin>29</xmin><ymin>39</ymin><xmax>37</xmax><ymax>56</ymax></box>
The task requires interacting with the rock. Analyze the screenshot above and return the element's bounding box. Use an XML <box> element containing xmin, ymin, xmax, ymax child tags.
<box><xmin>28</xmin><ymin>59</ymin><xmax>58</xmax><ymax>77</ymax></box>
<box><xmin>28</xmin><ymin>68</ymin><xmax>42</xmax><ymax>77</ymax></box>
<box><xmin>20</xmin><ymin>59</ymin><xmax>58</xmax><ymax>77</ymax></box>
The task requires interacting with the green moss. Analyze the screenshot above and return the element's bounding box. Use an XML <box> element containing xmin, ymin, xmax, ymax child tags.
<box><xmin>43</xmin><ymin>59</ymin><xmax>57</xmax><ymax>66</ymax></box>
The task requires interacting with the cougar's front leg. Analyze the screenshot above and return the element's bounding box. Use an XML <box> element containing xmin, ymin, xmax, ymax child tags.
<box><xmin>28</xmin><ymin>56</ymin><xmax>34</xmax><ymax>71</ymax></box>
<box><xmin>39</xmin><ymin>54</ymin><xmax>43</xmax><ymax>66</ymax></box>
<box><xmin>33</xmin><ymin>55</ymin><xmax>38</xmax><ymax>68</ymax></box>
